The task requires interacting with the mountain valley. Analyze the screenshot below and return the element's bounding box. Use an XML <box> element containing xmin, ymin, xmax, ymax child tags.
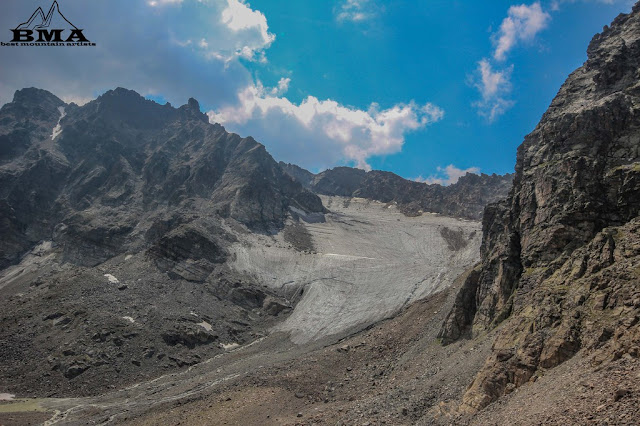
<box><xmin>1</xmin><ymin>3</ymin><xmax>640</xmax><ymax>425</ymax></box>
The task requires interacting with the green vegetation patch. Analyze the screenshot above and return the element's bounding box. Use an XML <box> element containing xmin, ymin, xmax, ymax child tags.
<box><xmin>0</xmin><ymin>399</ymin><xmax>48</xmax><ymax>413</ymax></box>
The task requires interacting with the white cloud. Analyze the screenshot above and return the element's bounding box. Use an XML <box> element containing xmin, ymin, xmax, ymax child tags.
<box><xmin>476</xmin><ymin>59</ymin><xmax>510</xmax><ymax>100</ymax></box>
<box><xmin>270</xmin><ymin>77</ymin><xmax>290</xmax><ymax>96</ymax></box>
<box><xmin>60</xmin><ymin>95</ymin><xmax>92</xmax><ymax>106</ymax></box>
<box><xmin>0</xmin><ymin>0</ymin><xmax>254</xmax><ymax>109</ymax></box>
<box><xmin>219</xmin><ymin>0</ymin><xmax>275</xmax><ymax>60</ymax></box>
<box><xmin>152</xmin><ymin>0</ymin><xmax>275</xmax><ymax>62</ymax></box>
<box><xmin>208</xmin><ymin>81</ymin><xmax>444</xmax><ymax>170</ymax></box>
<box><xmin>493</xmin><ymin>2</ymin><xmax>550</xmax><ymax>61</ymax></box>
<box><xmin>470</xmin><ymin>2</ymin><xmax>550</xmax><ymax>122</ymax></box>
<box><xmin>415</xmin><ymin>165</ymin><xmax>481</xmax><ymax>186</ymax></box>
<box><xmin>472</xmin><ymin>59</ymin><xmax>514</xmax><ymax>122</ymax></box>
<box><xmin>336</xmin><ymin>0</ymin><xmax>378</xmax><ymax>22</ymax></box>
<box><xmin>0</xmin><ymin>0</ymin><xmax>437</xmax><ymax>173</ymax></box>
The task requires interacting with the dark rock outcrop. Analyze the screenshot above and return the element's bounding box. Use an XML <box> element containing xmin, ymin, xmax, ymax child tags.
<box><xmin>283</xmin><ymin>165</ymin><xmax>513</xmax><ymax>220</ymax></box>
<box><xmin>279</xmin><ymin>162</ymin><xmax>316</xmax><ymax>188</ymax></box>
<box><xmin>0</xmin><ymin>88</ymin><xmax>69</xmax><ymax>267</ymax></box>
<box><xmin>309</xmin><ymin>167</ymin><xmax>368</xmax><ymax>197</ymax></box>
<box><xmin>148</xmin><ymin>224</ymin><xmax>231</xmax><ymax>282</ymax></box>
<box><xmin>439</xmin><ymin>4</ymin><xmax>640</xmax><ymax>412</ymax></box>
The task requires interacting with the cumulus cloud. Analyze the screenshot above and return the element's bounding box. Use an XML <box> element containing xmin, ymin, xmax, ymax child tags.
<box><xmin>335</xmin><ymin>0</ymin><xmax>378</xmax><ymax>22</ymax></box>
<box><xmin>219</xmin><ymin>0</ymin><xmax>275</xmax><ymax>61</ymax></box>
<box><xmin>208</xmin><ymin>81</ymin><xmax>444</xmax><ymax>170</ymax></box>
<box><xmin>168</xmin><ymin>0</ymin><xmax>275</xmax><ymax>62</ymax></box>
<box><xmin>472</xmin><ymin>59</ymin><xmax>514</xmax><ymax>122</ymax></box>
<box><xmin>415</xmin><ymin>165</ymin><xmax>481</xmax><ymax>186</ymax></box>
<box><xmin>493</xmin><ymin>2</ymin><xmax>550</xmax><ymax>61</ymax></box>
<box><xmin>148</xmin><ymin>0</ymin><xmax>275</xmax><ymax>62</ymax></box>
<box><xmin>270</xmin><ymin>77</ymin><xmax>290</xmax><ymax>96</ymax></box>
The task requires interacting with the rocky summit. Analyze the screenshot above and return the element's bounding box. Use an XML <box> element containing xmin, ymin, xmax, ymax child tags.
<box><xmin>0</xmin><ymin>87</ymin><xmax>324</xmax><ymax>269</ymax></box>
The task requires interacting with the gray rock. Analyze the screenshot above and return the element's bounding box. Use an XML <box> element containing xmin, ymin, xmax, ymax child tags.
<box><xmin>281</xmin><ymin>165</ymin><xmax>513</xmax><ymax>220</ymax></box>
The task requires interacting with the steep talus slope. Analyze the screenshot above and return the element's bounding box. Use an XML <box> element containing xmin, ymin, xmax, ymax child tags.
<box><xmin>0</xmin><ymin>270</ymin><xmax>494</xmax><ymax>426</ymax></box>
<box><xmin>281</xmin><ymin>163</ymin><xmax>513</xmax><ymax>220</ymax></box>
<box><xmin>439</xmin><ymin>4</ymin><xmax>640</xmax><ymax>412</ymax></box>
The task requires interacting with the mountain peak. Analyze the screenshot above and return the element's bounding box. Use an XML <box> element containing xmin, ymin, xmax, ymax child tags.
<box><xmin>187</xmin><ymin>97</ymin><xmax>200</xmax><ymax>111</ymax></box>
<box><xmin>12</xmin><ymin>87</ymin><xmax>65</xmax><ymax>108</ymax></box>
<box><xmin>106</xmin><ymin>87</ymin><xmax>145</xmax><ymax>100</ymax></box>
<box><xmin>95</xmin><ymin>87</ymin><xmax>162</xmax><ymax>110</ymax></box>
<box><xmin>178</xmin><ymin>97</ymin><xmax>208</xmax><ymax>123</ymax></box>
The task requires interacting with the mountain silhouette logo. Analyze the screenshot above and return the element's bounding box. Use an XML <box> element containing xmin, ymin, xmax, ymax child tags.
<box><xmin>5</xmin><ymin>1</ymin><xmax>94</xmax><ymax>45</ymax></box>
<box><xmin>16</xmin><ymin>1</ymin><xmax>78</xmax><ymax>31</ymax></box>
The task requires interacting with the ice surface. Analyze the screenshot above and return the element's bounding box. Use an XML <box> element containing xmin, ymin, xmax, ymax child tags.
<box><xmin>230</xmin><ymin>196</ymin><xmax>481</xmax><ymax>344</ymax></box>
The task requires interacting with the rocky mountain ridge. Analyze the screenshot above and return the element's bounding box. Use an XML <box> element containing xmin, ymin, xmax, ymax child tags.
<box><xmin>0</xmin><ymin>87</ymin><xmax>323</xmax><ymax>269</ymax></box>
<box><xmin>439</xmin><ymin>3</ymin><xmax>640</xmax><ymax>413</ymax></box>
<box><xmin>280</xmin><ymin>163</ymin><xmax>513</xmax><ymax>220</ymax></box>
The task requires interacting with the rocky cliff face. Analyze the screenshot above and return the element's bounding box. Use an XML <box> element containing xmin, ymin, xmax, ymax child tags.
<box><xmin>281</xmin><ymin>165</ymin><xmax>513</xmax><ymax>220</ymax></box>
<box><xmin>0</xmin><ymin>88</ymin><xmax>323</xmax><ymax>269</ymax></box>
<box><xmin>439</xmin><ymin>4</ymin><xmax>640</xmax><ymax>412</ymax></box>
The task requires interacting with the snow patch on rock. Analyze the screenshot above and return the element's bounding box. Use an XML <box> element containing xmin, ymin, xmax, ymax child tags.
<box><xmin>104</xmin><ymin>274</ymin><xmax>119</xmax><ymax>284</ymax></box>
<box><xmin>197</xmin><ymin>321</ymin><xmax>212</xmax><ymax>332</ymax></box>
<box><xmin>51</xmin><ymin>106</ymin><xmax>66</xmax><ymax>140</ymax></box>
<box><xmin>221</xmin><ymin>343</ymin><xmax>239</xmax><ymax>350</ymax></box>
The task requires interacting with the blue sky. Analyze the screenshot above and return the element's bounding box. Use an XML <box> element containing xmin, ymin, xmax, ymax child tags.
<box><xmin>0</xmin><ymin>0</ymin><xmax>635</xmax><ymax>183</ymax></box>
